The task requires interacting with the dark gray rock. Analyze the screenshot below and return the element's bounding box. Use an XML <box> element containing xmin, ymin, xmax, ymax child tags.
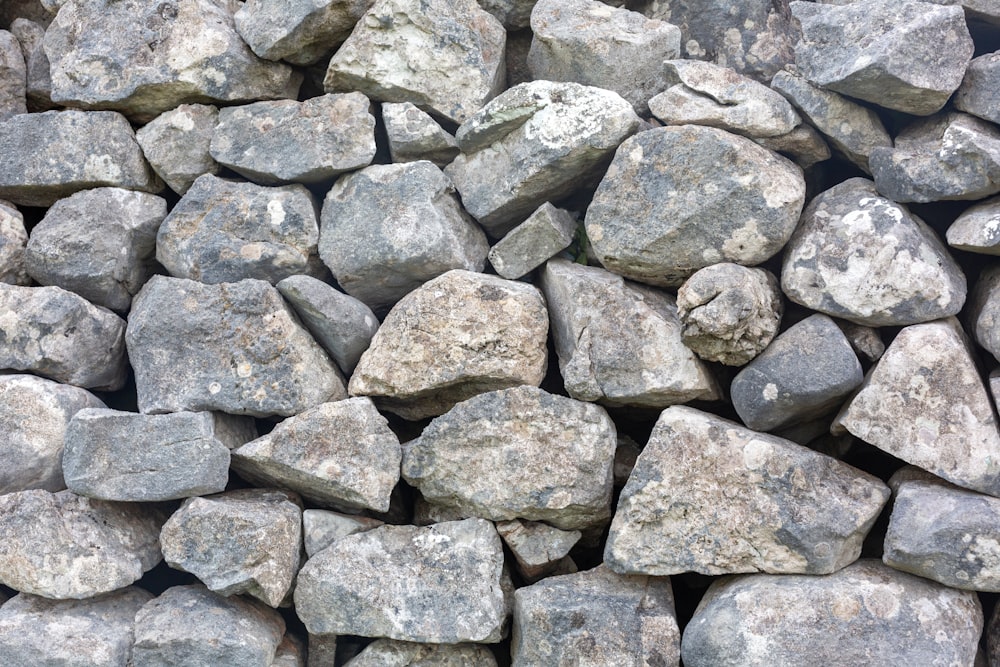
<box><xmin>234</xmin><ymin>0</ymin><xmax>374</xmax><ymax>65</ymax></box>
<box><xmin>346</xmin><ymin>639</ymin><xmax>498</xmax><ymax>667</ymax></box>
<box><xmin>0</xmin><ymin>200</ymin><xmax>28</xmax><ymax>285</ymax></box>
<box><xmin>487</xmin><ymin>203</ymin><xmax>577</xmax><ymax>280</ymax></box>
<box><xmin>970</xmin><ymin>265</ymin><xmax>1000</xmax><ymax>363</ymax></box>
<box><xmin>211</xmin><ymin>412</ymin><xmax>260</xmax><ymax>450</ymax></box>
<box><xmin>19</xmin><ymin>17</ymin><xmax>52</xmax><ymax>111</ymax></box>
<box><xmin>302</xmin><ymin>509</ymin><xmax>383</xmax><ymax>558</ymax></box>
<box><xmin>752</xmin><ymin>123</ymin><xmax>831</xmax><ymax>170</ymax></box>
<box><xmin>477</xmin><ymin>0</ymin><xmax>536</xmax><ymax>29</ymax></box>
<box><xmin>383</xmin><ymin>102</ymin><xmax>460</xmax><ymax>168</ymax></box>
<box><xmin>0</xmin><ymin>1</ymin><xmax>54</xmax><ymax>29</ymax></box>
<box><xmin>0</xmin><ymin>30</ymin><xmax>25</xmax><ymax>119</ymax></box>
<box><xmin>947</xmin><ymin>194</ymin><xmax>1000</xmax><ymax>255</ymax></box>
<box><xmin>838</xmin><ymin>320</ymin><xmax>885</xmax><ymax>363</ymax></box>
<box><xmin>135</xmin><ymin>103</ymin><xmax>220</xmax><ymax>195</ymax></box>
<box><xmin>496</xmin><ymin>520</ymin><xmax>581</xmax><ymax>582</ymax></box>
<box><xmin>955</xmin><ymin>51</ymin><xmax>1000</xmax><ymax>125</ymax></box>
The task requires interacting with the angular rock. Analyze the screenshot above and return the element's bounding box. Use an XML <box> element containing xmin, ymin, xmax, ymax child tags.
<box><xmin>272</xmin><ymin>635</ymin><xmax>306</xmax><ymax>667</ymax></box>
<box><xmin>586</xmin><ymin>125</ymin><xmax>805</xmax><ymax>286</ymax></box>
<box><xmin>947</xmin><ymin>195</ymin><xmax>1000</xmax><ymax>255</ymax></box>
<box><xmin>0</xmin><ymin>30</ymin><xmax>25</xmax><ymax>119</ymax></box>
<box><xmin>0</xmin><ymin>1</ymin><xmax>54</xmax><ymax>29</ymax></box>
<box><xmin>0</xmin><ymin>199</ymin><xmax>28</xmax><ymax>285</ymax></box>
<box><xmin>127</xmin><ymin>276</ymin><xmax>346</xmax><ymax>417</ymax></box>
<box><xmin>955</xmin><ymin>51</ymin><xmax>1000</xmax><ymax>125</ymax></box>
<box><xmin>234</xmin><ymin>0</ymin><xmax>373</xmax><ymax>65</ymax></box>
<box><xmin>838</xmin><ymin>321</ymin><xmax>885</xmax><ymax>363</ymax></box>
<box><xmin>970</xmin><ymin>265</ymin><xmax>1000</xmax><ymax>362</ymax></box>
<box><xmin>496</xmin><ymin>519</ymin><xmax>581</xmax><ymax>582</ymax></box>
<box><xmin>751</xmin><ymin>123</ymin><xmax>831</xmax><ymax>170</ymax></box>
<box><xmin>605</xmin><ymin>406</ymin><xmax>890</xmax><ymax>576</ymax></box>
<box><xmin>346</xmin><ymin>640</ymin><xmax>498</xmax><ymax>667</ymax></box>
<box><xmin>135</xmin><ymin>103</ymin><xmax>220</xmax><ymax>195</ymax></box>
<box><xmin>541</xmin><ymin>259</ymin><xmax>718</xmax><ymax>407</ymax></box>
<box><xmin>302</xmin><ymin>509</ymin><xmax>383</xmax><ymax>557</ymax></box>
<box><xmin>19</xmin><ymin>18</ymin><xmax>52</xmax><ymax>111</ymax></box>
<box><xmin>477</xmin><ymin>0</ymin><xmax>536</xmax><ymax>30</ymax></box>
<box><xmin>446</xmin><ymin>81</ymin><xmax>642</xmax><ymax>237</ymax></box>
<box><xmin>349</xmin><ymin>269</ymin><xmax>548</xmax><ymax>419</ymax></box>
<box><xmin>488</xmin><ymin>203</ymin><xmax>577</xmax><ymax>280</ymax></box>
<box><xmin>294</xmin><ymin>518</ymin><xmax>512</xmax><ymax>642</ymax></box>
<box><xmin>319</xmin><ymin>161</ymin><xmax>488</xmax><ymax>313</ymax></box>
<box><xmin>382</xmin><ymin>101</ymin><xmax>460</xmax><ymax>168</ymax></box>
<box><xmin>781</xmin><ymin>178</ymin><xmax>967</xmax><ymax>326</ymax></box>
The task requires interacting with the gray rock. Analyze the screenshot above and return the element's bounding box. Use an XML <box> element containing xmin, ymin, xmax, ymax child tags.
<box><xmin>0</xmin><ymin>284</ymin><xmax>127</xmax><ymax>390</ymax></box>
<box><xmin>402</xmin><ymin>386</ymin><xmax>616</xmax><ymax>530</ymax></box>
<box><xmin>487</xmin><ymin>203</ymin><xmax>577</xmax><ymax>279</ymax></box>
<box><xmin>382</xmin><ymin>101</ymin><xmax>460</xmax><ymax>168</ymax></box>
<box><xmin>512</xmin><ymin>565</ymin><xmax>679</xmax><ymax>667</ymax></box>
<box><xmin>477</xmin><ymin>0</ymin><xmax>536</xmax><ymax>30</ymax></box>
<box><xmin>0</xmin><ymin>1</ymin><xmax>54</xmax><ymax>28</ymax></box>
<box><xmin>676</xmin><ymin>263</ymin><xmax>783</xmax><ymax>366</ymax></box>
<box><xmin>160</xmin><ymin>489</ymin><xmax>302</xmax><ymax>607</ymax></box>
<box><xmin>43</xmin><ymin>0</ymin><xmax>302</xmax><ymax>122</ymax></box>
<box><xmin>302</xmin><ymin>509</ymin><xmax>383</xmax><ymax>557</ymax></box>
<box><xmin>19</xmin><ymin>18</ymin><xmax>52</xmax><ymax>111</ymax></box>
<box><xmin>0</xmin><ymin>30</ymin><xmax>25</xmax><ymax>119</ymax></box>
<box><xmin>307</xmin><ymin>635</ymin><xmax>339</xmax><ymax>667</ymax></box>
<box><xmin>0</xmin><ymin>110</ymin><xmax>162</xmax><ymax>207</ymax></box>
<box><xmin>540</xmin><ymin>259</ymin><xmax>718</xmax><ymax>407</ymax></box>
<box><xmin>496</xmin><ymin>520</ymin><xmax>581</xmax><ymax>582</ymax></box>
<box><xmin>346</xmin><ymin>640</ymin><xmax>498</xmax><ymax>667</ymax></box>
<box><xmin>273</xmin><ymin>635</ymin><xmax>306</xmax><ymax>667</ymax></box>
<box><xmin>605</xmin><ymin>406</ymin><xmax>890</xmax><ymax>576</ymax></box>
<box><xmin>234</xmin><ymin>0</ymin><xmax>374</xmax><ymax>65</ymax></box>
<box><xmin>9</xmin><ymin>18</ymin><xmax>45</xmax><ymax>61</ymax></box>
<box><xmin>838</xmin><ymin>321</ymin><xmax>885</xmax><ymax>363</ymax></box>
<box><xmin>751</xmin><ymin>123</ymin><xmax>831</xmax><ymax>170</ymax></box>
<box><xmin>319</xmin><ymin>161</ymin><xmax>488</xmax><ymax>313</ymax></box>
<box><xmin>348</xmin><ymin>269</ymin><xmax>548</xmax><ymax>419</ymax></box>
<box><xmin>211</xmin><ymin>412</ymin><xmax>261</xmax><ymax>450</ymax></box>
<box><xmin>970</xmin><ymin>265</ymin><xmax>1000</xmax><ymax>363</ymax></box>
<box><xmin>0</xmin><ymin>489</ymin><xmax>163</xmax><ymax>598</ymax></box>
<box><xmin>127</xmin><ymin>276</ymin><xmax>346</xmax><ymax>417</ymax></box>
<box><xmin>446</xmin><ymin>81</ymin><xmax>642</xmax><ymax>237</ymax></box>
<box><xmin>781</xmin><ymin>178</ymin><xmax>967</xmax><ymax>326</ymax></box>
<box><xmin>924</xmin><ymin>0</ymin><xmax>1000</xmax><ymax>24</ymax></box>
<box><xmin>947</xmin><ymin>194</ymin><xmax>1000</xmax><ymax>255</ymax></box>
<box><xmin>956</xmin><ymin>51</ymin><xmax>1000</xmax><ymax>125</ymax></box>
<box><xmin>63</xmin><ymin>408</ymin><xmax>231</xmax><ymax>502</ymax></box>
<box><xmin>0</xmin><ymin>200</ymin><xmax>28</xmax><ymax>285</ymax></box>
<box><xmin>294</xmin><ymin>518</ymin><xmax>512</xmax><ymax>642</ymax></box>
<box><xmin>791</xmin><ymin>0</ymin><xmax>973</xmax><ymax>116</ymax></box>
<box><xmin>413</xmin><ymin>495</ymin><xmax>472</xmax><ymax>526</ymax></box>
<box><xmin>24</xmin><ymin>187</ymin><xmax>166</xmax><ymax>312</ymax></box>
<box><xmin>681</xmin><ymin>560</ymin><xmax>982</xmax><ymax>667</ymax></box>
<box><xmin>135</xmin><ymin>103</ymin><xmax>220</xmax><ymax>195</ymax></box>
<box><xmin>585</xmin><ymin>125</ymin><xmax>805</xmax><ymax>287</ymax></box>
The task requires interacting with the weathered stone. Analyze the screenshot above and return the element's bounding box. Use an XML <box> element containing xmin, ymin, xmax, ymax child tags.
<box><xmin>349</xmin><ymin>269</ymin><xmax>548</xmax><ymax>419</ymax></box>
<box><xmin>43</xmin><ymin>0</ymin><xmax>302</xmax><ymax>122</ymax></box>
<box><xmin>970</xmin><ymin>265</ymin><xmax>1000</xmax><ymax>363</ymax></box>
<box><xmin>0</xmin><ymin>200</ymin><xmax>28</xmax><ymax>285</ymax></box>
<box><xmin>9</xmin><ymin>18</ymin><xmax>44</xmax><ymax>61</ymax></box>
<box><xmin>0</xmin><ymin>110</ymin><xmax>161</xmax><ymax>207</ymax></box>
<box><xmin>681</xmin><ymin>560</ymin><xmax>982</xmax><ymax>666</ymax></box>
<box><xmin>127</xmin><ymin>276</ymin><xmax>346</xmax><ymax>417</ymax></box>
<box><xmin>0</xmin><ymin>1</ymin><xmax>54</xmax><ymax>28</ymax></box>
<box><xmin>838</xmin><ymin>321</ymin><xmax>885</xmax><ymax>363</ymax></box>
<box><xmin>135</xmin><ymin>103</ymin><xmax>220</xmax><ymax>195</ymax></box>
<box><xmin>446</xmin><ymin>81</ymin><xmax>642</xmax><ymax>237</ymax></box>
<box><xmin>19</xmin><ymin>18</ymin><xmax>52</xmax><ymax>110</ymax></box>
<box><xmin>605</xmin><ymin>406</ymin><xmax>889</xmax><ymax>576</ymax></box>
<box><xmin>947</xmin><ymin>195</ymin><xmax>1000</xmax><ymax>255</ymax></box>
<box><xmin>0</xmin><ymin>489</ymin><xmax>163</xmax><ymax>598</ymax></box>
<box><xmin>541</xmin><ymin>259</ymin><xmax>718</xmax><ymax>407</ymax></box>
<box><xmin>294</xmin><ymin>518</ymin><xmax>512</xmax><ymax>642</ymax></box>
<box><xmin>235</xmin><ymin>0</ymin><xmax>373</xmax><ymax>65</ymax></box>
<box><xmin>955</xmin><ymin>52</ymin><xmax>1000</xmax><ymax>125</ymax></box>
<box><xmin>0</xmin><ymin>30</ymin><xmax>25</xmax><ymax>119</ymax></box>
<box><xmin>676</xmin><ymin>263</ymin><xmax>782</xmax><ymax>366</ymax></box>
<box><xmin>751</xmin><ymin>123</ymin><xmax>831</xmax><ymax>170</ymax></box>
<box><xmin>24</xmin><ymin>187</ymin><xmax>166</xmax><ymax>312</ymax></box>
<box><xmin>488</xmin><ymin>203</ymin><xmax>576</xmax><ymax>279</ymax></box>
<box><xmin>346</xmin><ymin>639</ymin><xmax>498</xmax><ymax>666</ymax></box>
<box><xmin>791</xmin><ymin>0</ymin><xmax>973</xmax><ymax>116</ymax></box>
<box><xmin>319</xmin><ymin>161</ymin><xmax>488</xmax><ymax>313</ymax></box>
<box><xmin>586</xmin><ymin>125</ymin><xmax>805</xmax><ymax>287</ymax></box>
<box><xmin>273</xmin><ymin>635</ymin><xmax>306</xmax><ymax>667</ymax></box>
<box><xmin>211</xmin><ymin>412</ymin><xmax>260</xmax><ymax>450</ymax></box>
<box><xmin>614</xmin><ymin>435</ymin><xmax>641</xmax><ymax>489</ymax></box>
<box><xmin>496</xmin><ymin>520</ymin><xmax>581</xmax><ymax>582</ymax></box>
<box><xmin>382</xmin><ymin>101</ymin><xmax>460</xmax><ymax>167</ymax></box>
<box><xmin>413</xmin><ymin>495</ymin><xmax>472</xmax><ymax>526</ymax></box>
<box><xmin>781</xmin><ymin>178</ymin><xmax>967</xmax><ymax>326</ymax></box>
<box><xmin>477</xmin><ymin>0</ymin><xmax>536</xmax><ymax>29</ymax></box>
<box><xmin>513</xmin><ymin>565</ymin><xmax>679</xmax><ymax>667</ymax></box>
<box><xmin>302</xmin><ymin>509</ymin><xmax>383</xmax><ymax>557</ymax></box>
<box><xmin>160</xmin><ymin>489</ymin><xmax>302</xmax><ymax>607</ymax></box>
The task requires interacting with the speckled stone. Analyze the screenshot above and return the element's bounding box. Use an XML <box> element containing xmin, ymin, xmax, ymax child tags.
<box><xmin>345</xmin><ymin>639</ymin><xmax>499</xmax><ymax>666</ymax></box>
<box><xmin>135</xmin><ymin>103</ymin><xmax>220</xmax><ymax>195</ymax></box>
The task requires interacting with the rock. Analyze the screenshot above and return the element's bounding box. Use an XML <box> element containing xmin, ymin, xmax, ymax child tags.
<box><xmin>160</xmin><ymin>489</ymin><xmax>302</xmax><ymax>607</ymax></box>
<box><xmin>751</xmin><ymin>123</ymin><xmax>831</xmax><ymax>170</ymax></box>
<box><xmin>540</xmin><ymin>258</ymin><xmax>718</xmax><ymax>407</ymax></box>
<box><xmin>43</xmin><ymin>0</ymin><xmax>302</xmax><ymax>122</ymax></box>
<box><xmin>0</xmin><ymin>284</ymin><xmax>127</xmax><ymax>390</ymax></box>
<box><xmin>348</xmin><ymin>269</ymin><xmax>548</xmax><ymax>419</ymax></box>
<box><xmin>512</xmin><ymin>565</ymin><xmax>680</xmax><ymax>667</ymax></box>
<box><xmin>127</xmin><ymin>276</ymin><xmax>346</xmax><ymax>417</ymax></box>
<box><xmin>0</xmin><ymin>1</ymin><xmax>54</xmax><ymax>28</ymax></box>
<box><xmin>676</xmin><ymin>263</ymin><xmax>782</xmax><ymax>366</ymax></box>
<box><xmin>833</xmin><ymin>318</ymin><xmax>1000</xmax><ymax>497</ymax></box>
<box><xmin>0</xmin><ymin>110</ymin><xmax>162</xmax><ymax>207</ymax></box>
<box><xmin>23</xmin><ymin>187</ymin><xmax>166</xmax><ymax>312</ymax></box>
<box><xmin>345</xmin><ymin>640</ymin><xmax>499</xmax><ymax>666</ymax></box>
<box><xmin>496</xmin><ymin>520</ymin><xmax>581</xmax><ymax>582</ymax></box>
<box><xmin>487</xmin><ymin>203</ymin><xmax>577</xmax><ymax>279</ymax></box>
<box><xmin>527</xmin><ymin>0</ymin><xmax>680</xmax><ymax>114</ymax></box>
<box><xmin>9</xmin><ymin>18</ymin><xmax>45</xmax><ymax>61</ymax></box>
<box><xmin>0</xmin><ymin>30</ymin><xmax>25</xmax><ymax>119</ymax></box>
<box><xmin>446</xmin><ymin>81</ymin><xmax>642</xmax><ymax>237</ymax></box>
<box><xmin>272</xmin><ymin>635</ymin><xmax>306</xmax><ymax>667</ymax></box>
<box><xmin>20</xmin><ymin>19</ymin><xmax>52</xmax><ymax>110</ymax></box>
<box><xmin>0</xmin><ymin>489</ymin><xmax>163</xmax><ymax>598</ymax></box>
<box><xmin>135</xmin><ymin>103</ymin><xmax>221</xmax><ymax>195</ymax></box>
<box><xmin>318</xmin><ymin>161</ymin><xmax>488</xmax><ymax>313</ymax></box>
<box><xmin>477</xmin><ymin>0</ymin><xmax>536</xmax><ymax>30</ymax></box>
<box><xmin>211</xmin><ymin>412</ymin><xmax>260</xmax><ymax>450</ymax></box>
<box><xmin>731</xmin><ymin>314</ymin><xmax>863</xmax><ymax>432</ymax></box>
<box><xmin>0</xmin><ymin>588</ymin><xmax>153</xmax><ymax>667</ymax></box>
<box><xmin>210</xmin><ymin>93</ymin><xmax>376</xmax><ymax>185</ymax></box>
<box><xmin>302</xmin><ymin>509</ymin><xmax>383</xmax><ymax>557</ymax></box>
<box><xmin>947</xmin><ymin>195</ymin><xmax>1000</xmax><ymax>255</ymax></box>
<box><xmin>791</xmin><ymin>0</ymin><xmax>973</xmax><ymax>116</ymax></box>
<box><xmin>294</xmin><ymin>518</ymin><xmax>512</xmax><ymax>642</ymax></box>
<box><xmin>838</xmin><ymin>321</ymin><xmax>885</xmax><ymax>363</ymax></box>
<box><xmin>0</xmin><ymin>200</ymin><xmax>28</xmax><ymax>285</ymax></box>
<box><xmin>681</xmin><ymin>560</ymin><xmax>982</xmax><ymax>666</ymax></box>
<box><xmin>781</xmin><ymin>178</ymin><xmax>967</xmax><ymax>326</ymax></box>
<box><xmin>234</xmin><ymin>0</ymin><xmax>373</xmax><ymax>65</ymax></box>
<box><xmin>585</xmin><ymin>125</ymin><xmax>805</xmax><ymax>287</ymax></box>
<box><xmin>402</xmin><ymin>386</ymin><xmax>616</xmax><ymax>530</ymax></box>
<box><xmin>970</xmin><ymin>265</ymin><xmax>1000</xmax><ymax>362</ymax></box>
<box><xmin>955</xmin><ymin>51</ymin><xmax>1000</xmax><ymax>125</ymax></box>
<box><xmin>308</xmin><ymin>635</ymin><xmax>339</xmax><ymax>667</ymax></box>
<box><xmin>382</xmin><ymin>101</ymin><xmax>460</xmax><ymax>168</ymax></box>
<box><xmin>605</xmin><ymin>406</ymin><xmax>890</xmax><ymax>576</ymax></box>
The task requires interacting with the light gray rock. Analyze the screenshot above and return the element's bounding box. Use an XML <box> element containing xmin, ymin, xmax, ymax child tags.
<box><xmin>446</xmin><ymin>81</ymin><xmax>642</xmax><ymax>237</ymax></box>
<box><xmin>955</xmin><ymin>52</ymin><xmax>1000</xmax><ymax>125</ymax></box>
<box><xmin>605</xmin><ymin>406</ymin><xmax>890</xmax><ymax>576</ymax></box>
<box><xmin>477</xmin><ymin>0</ymin><xmax>536</xmax><ymax>30</ymax></box>
<box><xmin>541</xmin><ymin>258</ymin><xmax>718</xmax><ymax>407</ymax></box>
<box><xmin>751</xmin><ymin>123</ymin><xmax>831</xmax><ymax>170</ymax></box>
<box><xmin>0</xmin><ymin>489</ymin><xmax>164</xmax><ymax>599</ymax></box>
<box><xmin>9</xmin><ymin>18</ymin><xmax>45</xmax><ymax>61</ymax></box>
<box><xmin>681</xmin><ymin>560</ymin><xmax>982</xmax><ymax>667</ymax></box>
<box><xmin>496</xmin><ymin>520</ymin><xmax>581</xmax><ymax>582</ymax></box>
<box><xmin>791</xmin><ymin>0</ymin><xmax>974</xmax><ymax>116</ymax></box>
<box><xmin>487</xmin><ymin>203</ymin><xmax>576</xmax><ymax>279</ymax></box>
<box><xmin>273</xmin><ymin>635</ymin><xmax>306</xmax><ymax>667</ymax></box>
<box><xmin>947</xmin><ymin>195</ymin><xmax>1000</xmax><ymax>255</ymax></box>
<box><xmin>346</xmin><ymin>639</ymin><xmax>498</xmax><ymax>667</ymax></box>
<box><xmin>348</xmin><ymin>269</ymin><xmax>548</xmax><ymax>419</ymax></box>
<box><xmin>0</xmin><ymin>199</ymin><xmax>28</xmax><ymax>285</ymax></box>
<box><xmin>781</xmin><ymin>178</ymin><xmax>967</xmax><ymax>326</ymax></box>
<box><xmin>308</xmin><ymin>635</ymin><xmax>339</xmax><ymax>667</ymax></box>
<box><xmin>135</xmin><ymin>103</ymin><xmax>220</xmax><ymax>195</ymax></box>
<box><xmin>319</xmin><ymin>161</ymin><xmax>488</xmax><ymax>313</ymax></box>
<box><xmin>127</xmin><ymin>276</ymin><xmax>346</xmax><ymax>417</ymax></box>
<box><xmin>302</xmin><ymin>509</ymin><xmax>382</xmax><ymax>557</ymax></box>
<box><xmin>24</xmin><ymin>187</ymin><xmax>166</xmax><ymax>312</ymax></box>
<box><xmin>382</xmin><ymin>101</ymin><xmax>460</xmax><ymax>168</ymax></box>
<box><xmin>0</xmin><ymin>30</ymin><xmax>25</xmax><ymax>119</ymax></box>
<box><xmin>585</xmin><ymin>125</ymin><xmax>805</xmax><ymax>287</ymax></box>
<box><xmin>970</xmin><ymin>265</ymin><xmax>1000</xmax><ymax>362</ymax></box>
<box><xmin>294</xmin><ymin>518</ymin><xmax>512</xmax><ymax>642</ymax></box>
<box><xmin>402</xmin><ymin>386</ymin><xmax>616</xmax><ymax>530</ymax></box>
<box><xmin>234</xmin><ymin>0</ymin><xmax>373</xmax><ymax>65</ymax></box>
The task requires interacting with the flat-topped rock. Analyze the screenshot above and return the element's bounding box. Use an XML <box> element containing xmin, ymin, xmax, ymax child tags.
<box><xmin>135</xmin><ymin>103</ymin><xmax>220</xmax><ymax>195</ymax></box>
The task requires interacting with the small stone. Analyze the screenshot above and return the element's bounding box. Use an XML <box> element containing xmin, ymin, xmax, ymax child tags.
<box><xmin>947</xmin><ymin>195</ymin><xmax>1000</xmax><ymax>255</ymax></box>
<box><xmin>0</xmin><ymin>199</ymin><xmax>28</xmax><ymax>285</ymax></box>
<box><xmin>383</xmin><ymin>102</ymin><xmax>460</xmax><ymax>168</ymax></box>
<box><xmin>272</xmin><ymin>635</ymin><xmax>306</xmax><ymax>667</ymax></box>
<box><xmin>487</xmin><ymin>203</ymin><xmax>577</xmax><ymax>279</ymax></box>
<box><xmin>308</xmin><ymin>635</ymin><xmax>339</xmax><ymax>667</ymax></box>
<box><xmin>9</xmin><ymin>18</ymin><xmax>45</xmax><ymax>61</ymax></box>
<box><xmin>751</xmin><ymin>123</ymin><xmax>831</xmax><ymax>170</ymax></box>
<box><xmin>955</xmin><ymin>51</ymin><xmax>1000</xmax><ymax>125</ymax></box>
<box><xmin>346</xmin><ymin>640</ymin><xmax>499</xmax><ymax>666</ymax></box>
<box><xmin>234</xmin><ymin>0</ymin><xmax>374</xmax><ymax>65</ymax></box>
<box><xmin>212</xmin><ymin>412</ymin><xmax>260</xmax><ymax>450</ymax></box>
<box><xmin>19</xmin><ymin>19</ymin><xmax>51</xmax><ymax>111</ymax></box>
<box><xmin>613</xmin><ymin>435</ymin><xmax>641</xmax><ymax>489</ymax></box>
<box><xmin>970</xmin><ymin>265</ymin><xmax>1000</xmax><ymax>363</ymax></box>
<box><xmin>477</xmin><ymin>0</ymin><xmax>536</xmax><ymax>30</ymax></box>
<box><xmin>0</xmin><ymin>30</ymin><xmax>26</xmax><ymax>119</ymax></box>
<box><xmin>413</xmin><ymin>495</ymin><xmax>471</xmax><ymax>526</ymax></box>
<box><xmin>496</xmin><ymin>519</ymin><xmax>581</xmax><ymax>582</ymax></box>
<box><xmin>135</xmin><ymin>104</ymin><xmax>221</xmax><ymax>195</ymax></box>
<box><xmin>302</xmin><ymin>509</ymin><xmax>383</xmax><ymax>558</ymax></box>
<box><xmin>837</xmin><ymin>321</ymin><xmax>885</xmax><ymax>363</ymax></box>
<box><xmin>0</xmin><ymin>1</ymin><xmax>54</xmax><ymax>28</ymax></box>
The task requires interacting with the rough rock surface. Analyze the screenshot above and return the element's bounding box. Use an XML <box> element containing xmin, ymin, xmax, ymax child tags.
<box><xmin>0</xmin><ymin>29</ymin><xmax>26</xmax><ymax>119</ymax></box>
<box><xmin>346</xmin><ymin>639</ymin><xmax>499</xmax><ymax>666</ymax></box>
<box><xmin>477</xmin><ymin>0</ymin><xmax>536</xmax><ymax>30</ymax></box>
<box><xmin>970</xmin><ymin>265</ymin><xmax>1000</xmax><ymax>362</ymax></box>
<box><xmin>382</xmin><ymin>101</ymin><xmax>460</xmax><ymax>168</ymax></box>
<box><xmin>0</xmin><ymin>200</ymin><xmax>28</xmax><ymax>285</ymax></box>
<box><xmin>302</xmin><ymin>509</ymin><xmax>383</xmax><ymax>557</ymax></box>
<box><xmin>955</xmin><ymin>51</ymin><xmax>1000</xmax><ymax>125</ymax></box>
<box><xmin>751</xmin><ymin>123</ymin><xmax>831</xmax><ymax>170</ymax></box>
<box><xmin>947</xmin><ymin>194</ymin><xmax>1000</xmax><ymax>254</ymax></box>
<box><xmin>234</xmin><ymin>0</ymin><xmax>374</xmax><ymax>65</ymax></box>
<box><xmin>135</xmin><ymin>103</ymin><xmax>220</xmax><ymax>195</ymax></box>
<box><xmin>488</xmin><ymin>203</ymin><xmax>577</xmax><ymax>280</ymax></box>
<box><xmin>496</xmin><ymin>520</ymin><xmax>581</xmax><ymax>582</ymax></box>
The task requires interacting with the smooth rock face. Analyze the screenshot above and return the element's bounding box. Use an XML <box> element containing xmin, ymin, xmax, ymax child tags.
<box><xmin>955</xmin><ymin>52</ymin><xmax>1000</xmax><ymax>125</ymax></box>
<box><xmin>586</xmin><ymin>125</ymin><xmax>805</xmax><ymax>287</ymax></box>
<box><xmin>134</xmin><ymin>103</ymin><xmax>221</xmax><ymax>195</ymax></box>
<box><xmin>346</xmin><ymin>639</ymin><xmax>499</xmax><ymax>667</ymax></box>
<box><xmin>947</xmin><ymin>195</ymin><xmax>1000</xmax><ymax>255</ymax></box>
<box><xmin>127</xmin><ymin>276</ymin><xmax>346</xmax><ymax>417</ymax></box>
<box><xmin>541</xmin><ymin>259</ymin><xmax>718</xmax><ymax>408</ymax></box>
<box><xmin>0</xmin><ymin>200</ymin><xmax>28</xmax><ymax>285</ymax></box>
<box><xmin>512</xmin><ymin>565</ymin><xmax>680</xmax><ymax>667</ymax></box>
<box><xmin>605</xmin><ymin>406</ymin><xmax>890</xmax><ymax>576</ymax></box>
<box><xmin>971</xmin><ymin>266</ymin><xmax>1000</xmax><ymax>362</ymax></box>
<box><xmin>349</xmin><ymin>270</ymin><xmax>548</xmax><ymax>419</ymax></box>
<box><xmin>382</xmin><ymin>101</ymin><xmax>460</xmax><ymax>168</ymax></box>
<box><xmin>0</xmin><ymin>30</ymin><xmax>26</xmax><ymax>119</ymax></box>
<box><xmin>781</xmin><ymin>178</ymin><xmax>967</xmax><ymax>326</ymax></box>
<box><xmin>302</xmin><ymin>509</ymin><xmax>383</xmax><ymax>557</ymax></box>
<box><xmin>402</xmin><ymin>386</ymin><xmax>616</xmax><ymax>530</ymax></box>
<box><xmin>0</xmin><ymin>489</ymin><xmax>163</xmax><ymax>599</ymax></box>
<box><xmin>681</xmin><ymin>560</ymin><xmax>982</xmax><ymax>667</ymax></box>
<box><xmin>235</xmin><ymin>0</ymin><xmax>373</xmax><ymax>65</ymax></box>
<box><xmin>496</xmin><ymin>520</ymin><xmax>581</xmax><ymax>582</ymax></box>
<box><xmin>488</xmin><ymin>203</ymin><xmax>577</xmax><ymax>280</ymax></box>
<box><xmin>323</xmin><ymin>0</ymin><xmax>506</xmax><ymax>124</ymax></box>
<box><xmin>294</xmin><ymin>519</ymin><xmax>512</xmax><ymax>642</ymax></box>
